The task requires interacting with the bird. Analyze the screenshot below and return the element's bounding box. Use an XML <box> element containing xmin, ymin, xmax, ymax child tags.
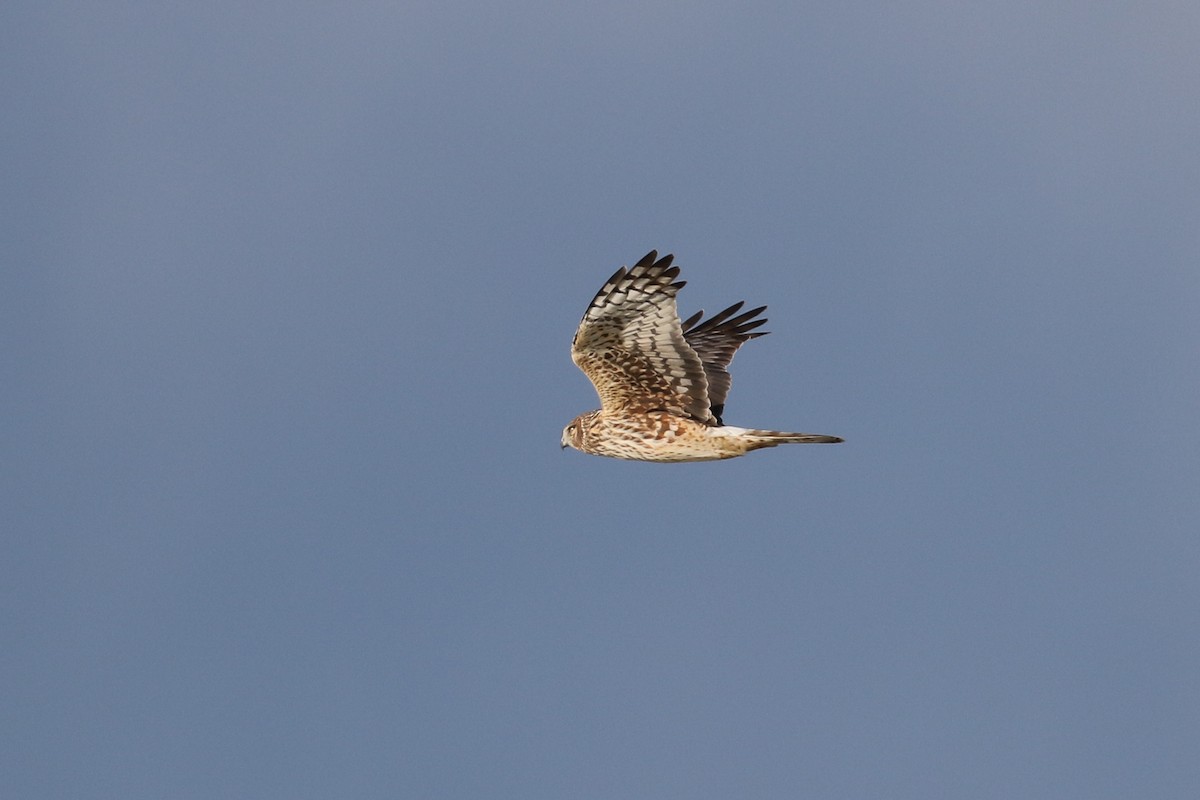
<box><xmin>561</xmin><ymin>249</ymin><xmax>843</xmax><ymax>461</ymax></box>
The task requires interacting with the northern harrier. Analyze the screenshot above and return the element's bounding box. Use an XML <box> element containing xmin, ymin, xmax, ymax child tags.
<box><xmin>561</xmin><ymin>250</ymin><xmax>843</xmax><ymax>461</ymax></box>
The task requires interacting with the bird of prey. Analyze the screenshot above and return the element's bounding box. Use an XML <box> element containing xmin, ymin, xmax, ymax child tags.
<box><xmin>561</xmin><ymin>250</ymin><xmax>842</xmax><ymax>461</ymax></box>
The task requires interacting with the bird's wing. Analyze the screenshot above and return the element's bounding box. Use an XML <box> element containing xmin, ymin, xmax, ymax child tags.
<box><xmin>571</xmin><ymin>250</ymin><xmax>716</xmax><ymax>424</ymax></box>
<box><xmin>680</xmin><ymin>302</ymin><xmax>768</xmax><ymax>425</ymax></box>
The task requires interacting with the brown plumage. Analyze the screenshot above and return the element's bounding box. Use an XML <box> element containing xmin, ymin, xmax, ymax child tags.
<box><xmin>562</xmin><ymin>250</ymin><xmax>842</xmax><ymax>462</ymax></box>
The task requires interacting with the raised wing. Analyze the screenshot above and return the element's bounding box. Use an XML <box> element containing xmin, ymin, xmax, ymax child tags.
<box><xmin>681</xmin><ymin>302</ymin><xmax>768</xmax><ymax>425</ymax></box>
<box><xmin>572</xmin><ymin>251</ymin><xmax>716</xmax><ymax>424</ymax></box>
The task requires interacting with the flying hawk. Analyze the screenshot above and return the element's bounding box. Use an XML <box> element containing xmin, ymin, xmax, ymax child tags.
<box><xmin>561</xmin><ymin>250</ymin><xmax>842</xmax><ymax>461</ymax></box>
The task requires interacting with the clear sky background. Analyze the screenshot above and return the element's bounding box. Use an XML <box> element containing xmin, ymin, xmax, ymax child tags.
<box><xmin>4</xmin><ymin>2</ymin><xmax>1198</xmax><ymax>798</ymax></box>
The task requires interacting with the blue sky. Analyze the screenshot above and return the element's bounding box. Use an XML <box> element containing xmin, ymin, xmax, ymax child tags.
<box><xmin>5</xmin><ymin>2</ymin><xmax>1198</xmax><ymax>798</ymax></box>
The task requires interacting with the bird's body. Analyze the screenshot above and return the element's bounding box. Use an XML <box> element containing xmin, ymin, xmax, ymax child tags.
<box><xmin>562</xmin><ymin>250</ymin><xmax>842</xmax><ymax>462</ymax></box>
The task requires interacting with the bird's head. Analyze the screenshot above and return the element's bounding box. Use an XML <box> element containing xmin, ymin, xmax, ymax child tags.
<box><xmin>561</xmin><ymin>410</ymin><xmax>599</xmax><ymax>452</ymax></box>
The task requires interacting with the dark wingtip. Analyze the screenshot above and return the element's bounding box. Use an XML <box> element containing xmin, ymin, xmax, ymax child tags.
<box><xmin>711</xmin><ymin>403</ymin><xmax>725</xmax><ymax>425</ymax></box>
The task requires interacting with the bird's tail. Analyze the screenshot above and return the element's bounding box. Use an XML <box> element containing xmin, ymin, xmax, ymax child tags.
<box><xmin>742</xmin><ymin>428</ymin><xmax>844</xmax><ymax>449</ymax></box>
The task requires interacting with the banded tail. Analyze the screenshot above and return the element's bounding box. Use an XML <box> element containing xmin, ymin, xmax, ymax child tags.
<box><xmin>725</xmin><ymin>426</ymin><xmax>844</xmax><ymax>452</ymax></box>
